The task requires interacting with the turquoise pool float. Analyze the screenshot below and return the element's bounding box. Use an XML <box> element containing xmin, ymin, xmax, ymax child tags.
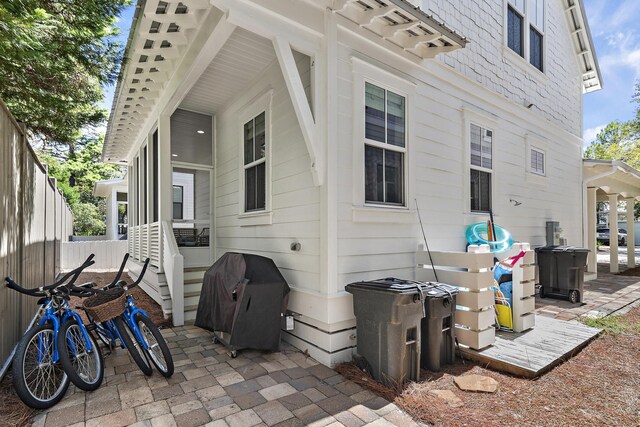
<box><xmin>466</xmin><ymin>223</ymin><xmax>514</xmax><ymax>253</ymax></box>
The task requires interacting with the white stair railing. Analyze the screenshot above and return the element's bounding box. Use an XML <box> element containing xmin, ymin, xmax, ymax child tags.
<box><xmin>162</xmin><ymin>220</ymin><xmax>184</xmax><ymax>326</ymax></box>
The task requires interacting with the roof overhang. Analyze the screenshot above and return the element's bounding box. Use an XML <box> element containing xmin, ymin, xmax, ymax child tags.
<box><xmin>584</xmin><ymin>159</ymin><xmax>640</xmax><ymax>200</ymax></box>
<box><xmin>330</xmin><ymin>0</ymin><xmax>468</xmax><ymax>59</ymax></box>
<box><xmin>93</xmin><ymin>176</ymin><xmax>129</xmax><ymax>198</ymax></box>
<box><xmin>103</xmin><ymin>0</ymin><xmax>215</xmax><ymax>164</ymax></box>
<box><xmin>563</xmin><ymin>0</ymin><xmax>602</xmax><ymax>93</ymax></box>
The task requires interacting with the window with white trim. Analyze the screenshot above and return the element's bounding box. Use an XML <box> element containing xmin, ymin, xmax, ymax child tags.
<box><xmin>530</xmin><ymin>148</ymin><xmax>545</xmax><ymax>175</ymax></box>
<box><xmin>243</xmin><ymin>111</ymin><xmax>266</xmax><ymax>212</ymax></box>
<box><xmin>470</xmin><ymin>124</ymin><xmax>493</xmax><ymax>212</ymax></box>
<box><xmin>364</xmin><ymin>82</ymin><xmax>406</xmax><ymax>206</ymax></box>
<box><xmin>506</xmin><ymin>0</ymin><xmax>544</xmax><ymax>72</ymax></box>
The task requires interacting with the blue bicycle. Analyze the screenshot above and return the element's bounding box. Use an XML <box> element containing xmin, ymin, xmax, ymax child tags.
<box><xmin>5</xmin><ymin>256</ymin><xmax>104</xmax><ymax>409</ymax></box>
<box><xmin>76</xmin><ymin>255</ymin><xmax>173</xmax><ymax>377</ymax></box>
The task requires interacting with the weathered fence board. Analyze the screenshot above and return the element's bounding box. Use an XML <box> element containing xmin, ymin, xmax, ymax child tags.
<box><xmin>0</xmin><ymin>98</ymin><xmax>73</xmax><ymax>374</ymax></box>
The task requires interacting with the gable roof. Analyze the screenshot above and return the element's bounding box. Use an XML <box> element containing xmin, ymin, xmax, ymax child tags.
<box><xmin>564</xmin><ymin>0</ymin><xmax>602</xmax><ymax>93</ymax></box>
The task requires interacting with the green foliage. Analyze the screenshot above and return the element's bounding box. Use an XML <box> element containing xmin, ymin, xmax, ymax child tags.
<box><xmin>0</xmin><ymin>0</ymin><xmax>129</xmax><ymax>145</ymax></box>
<box><xmin>39</xmin><ymin>134</ymin><xmax>123</xmax><ymax>235</ymax></box>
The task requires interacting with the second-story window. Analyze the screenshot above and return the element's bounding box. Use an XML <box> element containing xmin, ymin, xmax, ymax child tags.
<box><xmin>506</xmin><ymin>0</ymin><xmax>545</xmax><ymax>72</ymax></box>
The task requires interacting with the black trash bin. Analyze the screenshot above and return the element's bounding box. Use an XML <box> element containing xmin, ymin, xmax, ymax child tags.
<box><xmin>421</xmin><ymin>284</ymin><xmax>458</xmax><ymax>372</ymax></box>
<box><xmin>346</xmin><ymin>278</ymin><xmax>458</xmax><ymax>384</ymax></box>
<box><xmin>535</xmin><ymin>246</ymin><xmax>589</xmax><ymax>303</ymax></box>
<box><xmin>346</xmin><ymin>278</ymin><xmax>425</xmax><ymax>385</ymax></box>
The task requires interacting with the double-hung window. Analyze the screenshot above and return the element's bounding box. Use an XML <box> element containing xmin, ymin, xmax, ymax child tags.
<box><xmin>243</xmin><ymin>112</ymin><xmax>266</xmax><ymax>212</ymax></box>
<box><xmin>364</xmin><ymin>82</ymin><xmax>406</xmax><ymax>206</ymax></box>
<box><xmin>470</xmin><ymin>124</ymin><xmax>493</xmax><ymax>212</ymax></box>
<box><xmin>506</xmin><ymin>0</ymin><xmax>544</xmax><ymax>72</ymax></box>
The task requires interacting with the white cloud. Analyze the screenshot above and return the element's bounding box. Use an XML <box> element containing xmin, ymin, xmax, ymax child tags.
<box><xmin>583</xmin><ymin>124</ymin><xmax>606</xmax><ymax>146</ymax></box>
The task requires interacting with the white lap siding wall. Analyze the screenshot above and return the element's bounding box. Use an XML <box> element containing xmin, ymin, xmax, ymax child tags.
<box><xmin>335</xmin><ymin>22</ymin><xmax>583</xmax><ymax>291</ymax></box>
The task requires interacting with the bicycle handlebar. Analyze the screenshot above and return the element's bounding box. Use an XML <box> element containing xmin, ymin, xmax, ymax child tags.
<box><xmin>5</xmin><ymin>255</ymin><xmax>95</xmax><ymax>297</ymax></box>
<box><xmin>107</xmin><ymin>253</ymin><xmax>129</xmax><ymax>288</ymax></box>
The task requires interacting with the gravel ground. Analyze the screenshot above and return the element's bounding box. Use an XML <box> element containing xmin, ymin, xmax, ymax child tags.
<box><xmin>337</xmin><ymin>304</ymin><xmax>640</xmax><ymax>427</ymax></box>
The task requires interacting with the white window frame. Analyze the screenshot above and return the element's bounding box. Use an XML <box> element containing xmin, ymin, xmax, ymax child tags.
<box><xmin>462</xmin><ymin>108</ymin><xmax>498</xmax><ymax>215</ymax></box>
<box><xmin>530</xmin><ymin>147</ymin><xmax>545</xmax><ymax>176</ymax></box>
<box><xmin>237</xmin><ymin>89</ymin><xmax>273</xmax><ymax>225</ymax></box>
<box><xmin>351</xmin><ymin>57</ymin><xmax>416</xmax><ymax>223</ymax></box>
<box><xmin>525</xmin><ymin>133</ymin><xmax>549</xmax><ymax>185</ymax></box>
<box><xmin>503</xmin><ymin>0</ymin><xmax>546</xmax><ymax>77</ymax></box>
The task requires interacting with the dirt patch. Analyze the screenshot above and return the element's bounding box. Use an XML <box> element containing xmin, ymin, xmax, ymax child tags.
<box><xmin>337</xmin><ymin>305</ymin><xmax>640</xmax><ymax>426</ymax></box>
<box><xmin>0</xmin><ymin>373</ymin><xmax>34</xmax><ymax>427</ymax></box>
<box><xmin>616</xmin><ymin>265</ymin><xmax>640</xmax><ymax>276</ymax></box>
<box><xmin>71</xmin><ymin>271</ymin><xmax>172</xmax><ymax>328</ymax></box>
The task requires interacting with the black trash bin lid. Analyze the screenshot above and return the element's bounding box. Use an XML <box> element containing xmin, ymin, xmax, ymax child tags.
<box><xmin>346</xmin><ymin>278</ymin><xmax>458</xmax><ymax>297</ymax></box>
<box><xmin>535</xmin><ymin>246</ymin><xmax>590</xmax><ymax>253</ymax></box>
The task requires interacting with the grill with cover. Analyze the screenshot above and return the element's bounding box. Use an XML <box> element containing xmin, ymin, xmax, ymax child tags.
<box><xmin>195</xmin><ymin>252</ymin><xmax>290</xmax><ymax>356</ymax></box>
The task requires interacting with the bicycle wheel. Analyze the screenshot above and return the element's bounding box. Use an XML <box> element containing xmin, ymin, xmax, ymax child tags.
<box><xmin>113</xmin><ymin>316</ymin><xmax>152</xmax><ymax>376</ymax></box>
<box><xmin>57</xmin><ymin>319</ymin><xmax>104</xmax><ymax>391</ymax></box>
<box><xmin>135</xmin><ymin>313</ymin><xmax>174</xmax><ymax>377</ymax></box>
<box><xmin>12</xmin><ymin>324</ymin><xmax>70</xmax><ymax>409</ymax></box>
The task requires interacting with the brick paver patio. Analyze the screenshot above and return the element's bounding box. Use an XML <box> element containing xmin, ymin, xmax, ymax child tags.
<box><xmin>30</xmin><ymin>325</ymin><xmax>418</xmax><ymax>427</ymax></box>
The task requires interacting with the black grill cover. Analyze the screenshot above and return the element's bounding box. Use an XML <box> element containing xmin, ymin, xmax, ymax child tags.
<box><xmin>194</xmin><ymin>252</ymin><xmax>290</xmax><ymax>352</ymax></box>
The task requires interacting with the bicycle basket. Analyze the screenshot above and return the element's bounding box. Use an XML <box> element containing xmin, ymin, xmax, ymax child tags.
<box><xmin>83</xmin><ymin>289</ymin><xmax>126</xmax><ymax>322</ymax></box>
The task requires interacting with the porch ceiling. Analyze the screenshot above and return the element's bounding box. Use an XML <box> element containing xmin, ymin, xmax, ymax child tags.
<box><xmin>178</xmin><ymin>28</ymin><xmax>276</xmax><ymax>115</ymax></box>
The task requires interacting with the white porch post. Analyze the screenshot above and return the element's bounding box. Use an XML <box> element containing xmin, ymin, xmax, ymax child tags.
<box><xmin>609</xmin><ymin>193</ymin><xmax>619</xmax><ymax>273</ymax></box>
<box><xmin>626</xmin><ymin>197</ymin><xmax>635</xmax><ymax>269</ymax></box>
<box><xmin>586</xmin><ymin>187</ymin><xmax>597</xmax><ymax>274</ymax></box>
<box><xmin>158</xmin><ymin>114</ymin><xmax>172</xmax><ymax>270</ymax></box>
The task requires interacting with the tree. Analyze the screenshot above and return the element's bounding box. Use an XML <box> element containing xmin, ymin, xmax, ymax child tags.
<box><xmin>39</xmin><ymin>134</ymin><xmax>123</xmax><ymax>235</ymax></box>
<box><xmin>584</xmin><ymin>81</ymin><xmax>640</xmax><ymax>219</ymax></box>
<box><xmin>0</xmin><ymin>0</ymin><xmax>129</xmax><ymax>146</ymax></box>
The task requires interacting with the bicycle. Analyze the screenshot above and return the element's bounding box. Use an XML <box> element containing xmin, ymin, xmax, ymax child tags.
<box><xmin>77</xmin><ymin>254</ymin><xmax>174</xmax><ymax>378</ymax></box>
<box><xmin>5</xmin><ymin>256</ymin><xmax>105</xmax><ymax>409</ymax></box>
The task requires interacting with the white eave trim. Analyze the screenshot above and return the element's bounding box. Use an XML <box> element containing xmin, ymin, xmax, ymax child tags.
<box><xmin>331</xmin><ymin>0</ymin><xmax>468</xmax><ymax>59</ymax></box>
<box><xmin>564</xmin><ymin>0</ymin><xmax>602</xmax><ymax>93</ymax></box>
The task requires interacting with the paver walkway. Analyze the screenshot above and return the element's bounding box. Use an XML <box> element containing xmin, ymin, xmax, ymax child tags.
<box><xmin>535</xmin><ymin>263</ymin><xmax>640</xmax><ymax>320</ymax></box>
<box><xmin>31</xmin><ymin>325</ymin><xmax>417</xmax><ymax>427</ymax></box>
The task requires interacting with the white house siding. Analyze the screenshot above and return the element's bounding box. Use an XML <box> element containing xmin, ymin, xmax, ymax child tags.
<box><xmin>422</xmin><ymin>0</ymin><xmax>583</xmax><ymax>136</ymax></box>
<box><xmin>214</xmin><ymin>52</ymin><xmax>321</xmax><ymax>294</ymax></box>
<box><xmin>334</xmin><ymin>25</ymin><xmax>583</xmax><ymax>292</ymax></box>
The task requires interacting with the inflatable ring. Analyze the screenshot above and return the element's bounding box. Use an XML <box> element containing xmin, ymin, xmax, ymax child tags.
<box><xmin>465</xmin><ymin>223</ymin><xmax>514</xmax><ymax>253</ymax></box>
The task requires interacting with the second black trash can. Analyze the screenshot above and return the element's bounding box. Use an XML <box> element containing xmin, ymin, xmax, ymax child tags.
<box><xmin>536</xmin><ymin>246</ymin><xmax>589</xmax><ymax>303</ymax></box>
<box><xmin>346</xmin><ymin>278</ymin><xmax>458</xmax><ymax>385</ymax></box>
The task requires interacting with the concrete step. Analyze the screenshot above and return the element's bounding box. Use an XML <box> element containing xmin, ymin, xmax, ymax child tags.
<box><xmin>184</xmin><ymin>304</ymin><xmax>199</xmax><ymax>323</ymax></box>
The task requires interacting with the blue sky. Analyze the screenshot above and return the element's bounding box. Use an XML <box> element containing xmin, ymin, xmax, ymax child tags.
<box><xmin>102</xmin><ymin>2</ymin><xmax>639</xmax><ymax>148</ymax></box>
<box><xmin>582</xmin><ymin>0</ymin><xmax>640</xmax><ymax>146</ymax></box>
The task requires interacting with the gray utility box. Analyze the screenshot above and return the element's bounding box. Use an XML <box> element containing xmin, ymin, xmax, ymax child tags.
<box><xmin>535</xmin><ymin>246</ymin><xmax>589</xmax><ymax>304</ymax></box>
<box><xmin>346</xmin><ymin>278</ymin><xmax>458</xmax><ymax>385</ymax></box>
<box><xmin>421</xmin><ymin>284</ymin><xmax>458</xmax><ymax>372</ymax></box>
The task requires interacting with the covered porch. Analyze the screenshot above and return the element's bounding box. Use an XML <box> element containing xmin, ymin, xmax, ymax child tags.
<box><xmin>584</xmin><ymin>159</ymin><xmax>640</xmax><ymax>276</ymax></box>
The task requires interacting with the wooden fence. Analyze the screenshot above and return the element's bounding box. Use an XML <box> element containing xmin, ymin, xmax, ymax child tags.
<box><xmin>0</xmin><ymin>98</ymin><xmax>73</xmax><ymax>374</ymax></box>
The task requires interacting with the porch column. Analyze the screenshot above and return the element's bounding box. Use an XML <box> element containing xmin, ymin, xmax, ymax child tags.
<box><xmin>626</xmin><ymin>197</ymin><xmax>635</xmax><ymax>269</ymax></box>
<box><xmin>586</xmin><ymin>187</ymin><xmax>597</xmax><ymax>274</ymax></box>
<box><xmin>609</xmin><ymin>193</ymin><xmax>619</xmax><ymax>273</ymax></box>
<box><xmin>157</xmin><ymin>114</ymin><xmax>172</xmax><ymax>272</ymax></box>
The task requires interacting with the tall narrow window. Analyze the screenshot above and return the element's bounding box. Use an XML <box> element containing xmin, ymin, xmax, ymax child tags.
<box><xmin>152</xmin><ymin>131</ymin><xmax>159</xmax><ymax>222</ymax></box>
<box><xmin>507</xmin><ymin>6</ymin><xmax>523</xmax><ymax>57</ymax></box>
<box><xmin>135</xmin><ymin>156</ymin><xmax>140</xmax><ymax>226</ymax></box>
<box><xmin>172</xmin><ymin>185</ymin><xmax>183</xmax><ymax>219</ymax></box>
<box><xmin>243</xmin><ymin>112</ymin><xmax>266</xmax><ymax>212</ymax></box>
<box><xmin>364</xmin><ymin>82</ymin><xmax>406</xmax><ymax>206</ymax></box>
<box><xmin>142</xmin><ymin>146</ymin><xmax>147</xmax><ymax>224</ymax></box>
<box><xmin>529</xmin><ymin>27</ymin><xmax>543</xmax><ymax>71</ymax></box>
<box><xmin>470</xmin><ymin>124</ymin><xmax>493</xmax><ymax>212</ymax></box>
